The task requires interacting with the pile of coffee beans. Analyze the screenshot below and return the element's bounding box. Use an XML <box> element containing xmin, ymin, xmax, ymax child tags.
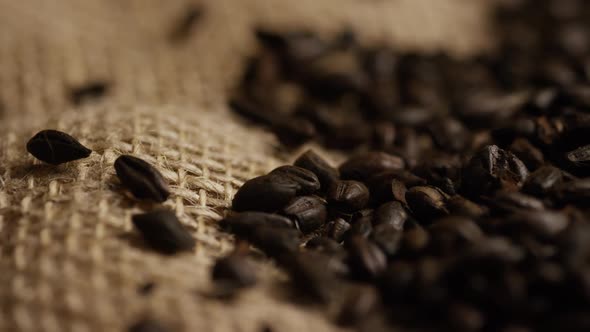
<box><xmin>221</xmin><ymin>0</ymin><xmax>590</xmax><ymax>331</ymax></box>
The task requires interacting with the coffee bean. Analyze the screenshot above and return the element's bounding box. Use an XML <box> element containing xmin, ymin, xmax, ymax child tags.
<box><xmin>115</xmin><ymin>155</ymin><xmax>170</xmax><ymax>202</ymax></box>
<box><xmin>461</xmin><ymin>145</ymin><xmax>529</xmax><ymax>197</ymax></box>
<box><xmin>505</xmin><ymin>210</ymin><xmax>569</xmax><ymax>237</ymax></box>
<box><xmin>169</xmin><ymin>5</ymin><xmax>204</xmax><ymax>42</ymax></box>
<box><xmin>523</xmin><ymin>166</ymin><xmax>563</xmax><ymax>196</ymax></box>
<box><xmin>373</xmin><ymin>201</ymin><xmax>408</xmax><ymax>230</ymax></box>
<box><xmin>370</xmin><ymin>223</ymin><xmax>402</xmax><ymax>257</ymax></box>
<box><xmin>339</xmin><ymin>152</ymin><xmax>405</xmax><ymax>181</ymax></box>
<box><xmin>336</xmin><ymin>285</ymin><xmax>378</xmax><ymax>326</ymax></box>
<box><xmin>249</xmin><ymin>226</ymin><xmax>300</xmax><ymax>258</ymax></box>
<box><xmin>282</xmin><ymin>196</ymin><xmax>327</xmax><ymax>234</ymax></box>
<box><xmin>446</xmin><ymin>195</ymin><xmax>488</xmax><ymax>218</ymax></box>
<box><xmin>219</xmin><ymin>212</ymin><xmax>295</xmax><ymax>238</ymax></box>
<box><xmin>269</xmin><ymin>165</ymin><xmax>321</xmax><ymax>195</ymax></box>
<box><xmin>405</xmin><ymin>186</ymin><xmax>449</xmax><ymax>223</ymax></box>
<box><xmin>280</xmin><ymin>252</ymin><xmax>339</xmax><ymax>303</ymax></box>
<box><xmin>212</xmin><ymin>254</ymin><xmax>258</xmax><ymax>288</ymax></box>
<box><xmin>132</xmin><ymin>210</ymin><xmax>194</xmax><ymax>254</ymax></box>
<box><xmin>324</xmin><ymin>218</ymin><xmax>351</xmax><ymax>242</ymax></box>
<box><xmin>26</xmin><ymin>130</ymin><xmax>92</xmax><ymax>165</ymax></box>
<box><xmin>347</xmin><ymin>235</ymin><xmax>387</xmax><ymax>279</ymax></box>
<box><xmin>429</xmin><ymin>216</ymin><xmax>484</xmax><ymax>244</ymax></box>
<box><xmin>487</xmin><ymin>191</ymin><xmax>545</xmax><ymax>214</ymax></box>
<box><xmin>428</xmin><ymin>117</ymin><xmax>470</xmax><ymax>152</ymax></box>
<box><xmin>327</xmin><ymin>180</ymin><xmax>370</xmax><ymax>213</ymax></box>
<box><xmin>305</xmin><ymin>237</ymin><xmax>345</xmax><ymax>256</ymax></box>
<box><xmin>232</xmin><ymin>174</ymin><xmax>299</xmax><ymax>212</ymax></box>
<box><xmin>293</xmin><ymin>149</ymin><xmax>339</xmax><ymax>190</ymax></box>
<box><xmin>556</xmin><ymin>178</ymin><xmax>590</xmax><ymax>204</ymax></box>
<box><xmin>70</xmin><ymin>81</ymin><xmax>109</xmax><ymax>105</ymax></box>
<box><xmin>350</xmin><ymin>209</ymin><xmax>374</xmax><ymax>238</ymax></box>
<box><xmin>509</xmin><ymin>138</ymin><xmax>544</xmax><ymax>171</ymax></box>
<box><xmin>566</xmin><ymin>145</ymin><xmax>590</xmax><ymax>168</ymax></box>
<box><xmin>129</xmin><ymin>318</ymin><xmax>168</xmax><ymax>332</ymax></box>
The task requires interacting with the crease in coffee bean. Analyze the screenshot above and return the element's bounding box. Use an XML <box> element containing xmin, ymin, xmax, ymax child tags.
<box><xmin>115</xmin><ymin>155</ymin><xmax>170</xmax><ymax>202</ymax></box>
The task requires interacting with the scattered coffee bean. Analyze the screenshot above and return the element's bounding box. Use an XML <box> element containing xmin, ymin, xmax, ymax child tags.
<box><xmin>70</xmin><ymin>81</ymin><xmax>109</xmax><ymax>105</ymax></box>
<box><xmin>232</xmin><ymin>174</ymin><xmax>299</xmax><ymax>212</ymax></box>
<box><xmin>115</xmin><ymin>155</ymin><xmax>170</xmax><ymax>202</ymax></box>
<box><xmin>26</xmin><ymin>130</ymin><xmax>92</xmax><ymax>165</ymax></box>
<box><xmin>132</xmin><ymin>210</ymin><xmax>195</xmax><ymax>254</ymax></box>
<box><xmin>282</xmin><ymin>195</ymin><xmax>327</xmax><ymax>233</ymax></box>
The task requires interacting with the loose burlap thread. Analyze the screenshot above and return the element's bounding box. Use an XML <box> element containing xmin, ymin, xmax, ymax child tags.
<box><xmin>0</xmin><ymin>0</ymin><xmax>491</xmax><ymax>331</ymax></box>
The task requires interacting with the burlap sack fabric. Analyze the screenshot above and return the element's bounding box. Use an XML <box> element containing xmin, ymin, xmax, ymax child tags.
<box><xmin>0</xmin><ymin>0</ymin><xmax>491</xmax><ymax>331</ymax></box>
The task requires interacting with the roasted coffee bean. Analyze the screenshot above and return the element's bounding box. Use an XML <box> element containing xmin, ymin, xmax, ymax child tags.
<box><xmin>347</xmin><ymin>235</ymin><xmax>387</xmax><ymax>279</ymax></box>
<box><xmin>128</xmin><ymin>318</ymin><xmax>168</xmax><ymax>332</ymax></box>
<box><xmin>269</xmin><ymin>165</ymin><xmax>321</xmax><ymax>195</ymax></box>
<box><xmin>169</xmin><ymin>5</ymin><xmax>204</xmax><ymax>42</ymax></box>
<box><xmin>324</xmin><ymin>218</ymin><xmax>351</xmax><ymax>242</ymax></box>
<box><xmin>293</xmin><ymin>149</ymin><xmax>339</xmax><ymax>190</ymax></box>
<box><xmin>70</xmin><ymin>81</ymin><xmax>109</xmax><ymax>105</ymax></box>
<box><xmin>505</xmin><ymin>210</ymin><xmax>569</xmax><ymax>237</ymax></box>
<box><xmin>370</xmin><ymin>223</ymin><xmax>402</xmax><ymax>257</ymax></box>
<box><xmin>523</xmin><ymin>166</ymin><xmax>564</xmax><ymax>196</ymax></box>
<box><xmin>305</xmin><ymin>237</ymin><xmax>345</xmax><ymax>256</ymax></box>
<box><xmin>400</xmin><ymin>226</ymin><xmax>429</xmax><ymax>254</ymax></box>
<box><xmin>566</xmin><ymin>145</ymin><xmax>590</xmax><ymax>169</ymax></box>
<box><xmin>446</xmin><ymin>195</ymin><xmax>487</xmax><ymax>218</ymax></box>
<box><xmin>339</xmin><ymin>152</ymin><xmax>405</xmax><ymax>181</ymax></box>
<box><xmin>461</xmin><ymin>145</ymin><xmax>529</xmax><ymax>197</ymax></box>
<box><xmin>429</xmin><ymin>216</ymin><xmax>484</xmax><ymax>244</ymax></box>
<box><xmin>327</xmin><ymin>180</ymin><xmax>370</xmax><ymax>213</ymax></box>
<box><xmin>336</xmin><ymin>286</ymin><xmax>378</xmax><ymax>326</ymax></box>
<box><xmin>365</xmin><ymin>171</ymin><xmax>425</xmax><ymax>205</ymax></box>
<box><xmin>555</xmin><ymin>178</ymin><xmax>590</xmax><ymax>204</ymax></box>
<box><xmin>350</xmin><ymin>209</ymin><xmax>374</xmax><ymax>238</ymax></box>
<box><xmin>219</xmin><ymin>212</ymin><xmax>294</xmax><ymax>238</ymax></box>
<box><xmin>132</xmin><ymin>210</ymin><xmax>195</xmax><ymax>254</ymax></box>
<box><xmin>249</xmin><ymin>226</ymin><xmax>300</xmax><ymax>258</ymax></box>
<box><xmin>487</xmin><ymin>191</ymin><xmax>545</xmax><ymax>214</ymax></box>
<box><xmin>448</xmin><ymin>302</ymin><xmax>485</xmax><ymax>332</ymax></box>
<box><xmin>427</xmin><ymin>117</ymin><xmax>470</xmax><ymax>152</ymax></box>
<box><xmin>509</xmin><ymin>138</ymin><xmax>544</xmax><ymax>171</ymax></box>
<box><xmin>373</xmin><ymin>201</ymin><xmax>407</xmax><ymax>230</ymax></box>
<box><xmin>405</xmin><ymin>186</ymin><xmax>449</xmax><ymax>223</ymax></box>
<box><xmin>232</xmin><ymin>174</ymin><xmax>298</xmax><ymax>212</ymax></box>
<box><xmin>212</xmin><ymin>254</ymin><xmax>258</xmax><ymax>288</ymax></box>
<box><xmin>282</xmin><ymin>195</ymin><xmax>327</xmax><ymax>234</ymax></box>
<box><xmin>115</xmin><ymin>155</ymin><xmax>170</xmax><ymax>202</ymax></box>
<box><xmin>26</xmin><ymin>130</ymin><xmax>92</xmax><ymax>165</ymax></box>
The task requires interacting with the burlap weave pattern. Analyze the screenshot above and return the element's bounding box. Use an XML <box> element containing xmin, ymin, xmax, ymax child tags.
<box><xmin>0</xmin><ymin>0</ymin><xmax>490</xmax><ymax>331</ymax></box>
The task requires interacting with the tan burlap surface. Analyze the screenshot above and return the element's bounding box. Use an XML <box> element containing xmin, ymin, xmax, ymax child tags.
<box><xmin>0</xmin><ymin>0</ymin><xmax>491</xmax><ymax>331</ymax></box>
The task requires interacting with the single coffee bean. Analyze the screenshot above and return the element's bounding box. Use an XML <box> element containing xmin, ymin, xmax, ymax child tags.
<box><xmin>429</xmin><ymin>216</ymin><xmax>483</xmax><ymax>243</ymax></box>
<box><xmin>427</xmin><ymin>117</ymin><xmax>470</xmax><ymax>152</ymax></box>
<box><xmin>400</xmin><ymin>226</ymin><xmax>429</xmax><ymax>254</ymax></box>
<box><xmin>461</xmin><ymin>145</ymin><xmax>529</xmax><ymax>197</ymax></box>
<box><xmin>487</xmin><ymin>191</ymin><xmax>545</xmax><ymax>214</ymax></box>
<box><xmin>232</xmin><ymin>174</ymin><xmax>299</xmax><ymax>212</ymax></box>
<box><xmin>324</xmin><ymin>218</ymin><xmax>351</xmax><ymax>242</ymax></box>
<box><xmin>566</xmin><ymin>145</ymin><xmax>590</xmax><ymax>168</ymax></box>
<box><xmin>339</xmin><ymin>152</ymin><xmax>405</xmax><ymax>181</ymax></box>
<box><xmin>370</xmin><ymin>223</ymin><xmax>402</xmax><ymax>257</ymax></box>
<box><xmin>115</xmin><ymin>155</ymin><xmax>170</xmax><ymax>202</ymax></box>
<box><xmin>169</xmin><ymin>5</ymin><xmax>204</xmax><ymax>42</ymax></box>
<box><xmin>128</xmin><ymin>318</ymin><xmax>168</xmax><ymax>332</ymax></box>
<box><xmin>70</xmin><ymin>81</ymin><xmax>110</xmax><ymax>105</ymax></box>
<box><xmin>405</xmin><ymin>186</ymin><xmax>449</xmax><ymax>223</ymax></box>
<box><xmin>212</xmin><ymin>254</ymin><xmax>258</xmax><ymax>288</ymax></box>
<box><xmin>373</xmin><ymin>201</ymin><xmax>408</xmax><ymax>230</ymax></box>
<box><xmin>509</xmin><ymin>138</ymin><xmax>544</xmax><ymax>171</ymax></box>
<box><xmin>293</xmin><ymin>149</ymin><xmax>339</xmax><ymax>190</ymax></box>
<box><xmin>505</xmin><ymin>210</ymin><xmax>569</xmax><ymax>237</ymax></box>
<box><xmin>349</xmin><ymin>209</ymin><xmax>374</xmax><ymax>238</ymax></box>
<box><xmin>282</xmin><ymin>195</ymin><xmax>327</xmax><ymax>234</ymax></box>
<box><xmin>249</xmin><ymin>226</ymin><xmax>300</xmax><ymax>258</ymax></box>
<box><xmin>346</xmin><ymin>235</ymin><xmax>387</xmax><ymax>280</ymax></box>
<box><xmin>132</xmin><ymin>210</ymin><xmax>195</xmax><ymax>254</ymax></box>
<box><xmin>555</xmin><ymin>178</ymin><xmax>590</xmax><ymax>204</ymax></box>
<box><xmin>523</xmin><ymin>166</ymin><xmax>563</xmax><ymax>196</ymax></box>
<box><xmin>327</xmin><ymin>180</ymin><xmax>370</xmax><ymax>212</ymax></box>
<box><xmin>446</xmin><ymin>195</ymin><xmax>487</xmax><ymax>218</ymax></box>
<box><xmin>26</xmin><ymin>130</ymin><xmax>92</xmax><ymax>165</ymax></box>
<box><xmin>365</xmin><ymin>171</ymin><xmax>425</xmax><ymax>205</ymax></box>
<box><xmin>269</xmin><ymin>165</ymin><xmax>321</xmax><ymax>195</ymax></box>
<box><xmin>280</xmin><ymin>252</ymin><xmax>339</xmax><ymax>303</ymax></box>
<box><xmin>219</xmin><ymin>212</ymin><xmax>294</xmax><ymax>238</ymax></box>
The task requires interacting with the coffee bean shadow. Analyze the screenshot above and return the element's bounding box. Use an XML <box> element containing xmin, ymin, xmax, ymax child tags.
<box><xmin>9</xmin><ymin>162</ymin><xmax>77</xmax><ymax>180</ymax></box>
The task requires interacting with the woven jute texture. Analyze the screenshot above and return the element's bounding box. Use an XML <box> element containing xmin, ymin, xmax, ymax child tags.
<box><xmin>0</xmin><ymin>0</ymin><xmax>491</xmax><ymax>331</ymax></box>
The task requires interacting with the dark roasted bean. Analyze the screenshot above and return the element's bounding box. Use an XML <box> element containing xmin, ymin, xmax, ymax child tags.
<box><xmin>293</xmin><ymin>149</ymin><xmax>339</xmax><ymax>190</ymax></box>
<box><xmin>212</xmin><ymin>254</ymin><xmax>258</xmax><ymax>288</ymax></box>
<box><xmin>219</xmin><ymin>212</ymin><xmax>294</xmax><ymax>238</ymax></box>
<box><xmin>446</xmin><ymin>195</ymin><xmax>487</xmax><ymax>218</ymax></box>
<box><xmin>324</xmin><ymin>218</ymin><xmax>351</xmax><ymax>242</ymax></box>
<box><xmin>269</xmin><ymin>165</ymin><xmax>321</xmax><ymax>195</ymax></box>
<box><xmin>505</xmin><ymin>210</ymin><xmax>569</xmax><ymax>237</ymax></box>
<box><xmin>249</xmin><ymin>226</ymin><xmax>300</xmax><ymax>258</ymax></box>
<box><xmin>365</xmin><ymin>171</ymin><xmax>424</xmax><ymax>205</ymax></box>
<box><xmin>280</xmin><ymin>252</ymin><xmax>339</xmax><ymax>303</ymax></box>
<box><xmin>350</xmin><ymin>209</ymin><xmax>374</xmax><ymax>238</ymax></box>
<box><xmin>523</xmin><ymin>166</ymin><xmax>563</xmax><ymax>196</ymax></box>
<box><xmin>336</xmin><ymin>285</ymin><xmax>378</xmax><ymax>326</ymax></box>
<box><xmin>26</xmin><ymin>130</ymin><xmax>92</xmax><ymax>165</ymax></box>
<box><xmin>327</xmin><ymin>180</ymin><xmax>370</xmax><ymax>212</ymax></box>
<box><xmin>232</xmin><ymin>174</ymin><xmax>298</xmax><ymax>212</ymax></box>
<box><xmin>487</xmin><ymin>191</ymin><xmax>545</xmax><ymax>214</ymax></box>
<box><xmin>461</xmin><ymin>145</ymin><xmax>529</xmax><ymax>197</ymax></box>
<box><xmin>339</xmin><ymin>152</ymin><xmax>405</xmax><ymax>181</ymax></box>
<box><xmin>373</xmin><ymin>201</ymin><xmax>407</xmax><ymax>230</ymax></box>
<box><xmin>556</xmin><ymin>178</ymin><xmax>590</xmax><ymax>204</ymax></box>
<box><xmin>128</xmin><ymin>318</ymin><xmax>168</xmax><ymax>332</ymax></box>
<box><xmin>132</xmin><ymin>210</ymin><xmax>195</xmax><ymax>254</ymax></box>
<box><xmin>566</xmin><ymin>145</ymin><xmax>590</xmax><ymax>168</ymax></box>
<box><xmin>400</xmin><ymin>226</ymin><xmax>429</xmax><ymax>254</ymax></box>
<box><xmin>370</xmin><ymin>223</ymin><xmax>402</xmax><ymax>257</ymax></box>
<box><xmin>509</xmin><ymin>138</ymin><xmax>544</xmax><ymax>171</ymax></box>
<box><xmin>115</xmin><ymin>155</ymin><xmax>170</xmax><ymax>202</ymax></box>
<box><xmin>429</xmin><ymin>216</ymin><xmax>483</xmax><ymax>244</ymax></box>
<box><xmin>282</xmin><ymin>196</ymin><xmax>327</xmax><ymax>234</ymax></box>
<box><xmin>347</xmin><ymin>235</ymin><xmax>387</xmax><ymax>279</ymax></box>
<box><xmin>70</xmin><ymin>81</ymin><xmax>109</xmax><ymax>105</ymax></box>
<box><xmin>169</xmin><ymin>5</ymin><xmax>204</xmax><ymax>42</ymax></box>
<box><xmin>305</xmin><ymin>237</ymin><xmax>345</xmax><ymax>256</ymax></box>
<box><xmin>405</xmin><ymin>186</ymin><xmax>449</xmax><ymax>223</ymax></box>
<box><xmin>427</xmin><ymin>117</ymin><xmax>470</xmax><ymax>152</ymax></box>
